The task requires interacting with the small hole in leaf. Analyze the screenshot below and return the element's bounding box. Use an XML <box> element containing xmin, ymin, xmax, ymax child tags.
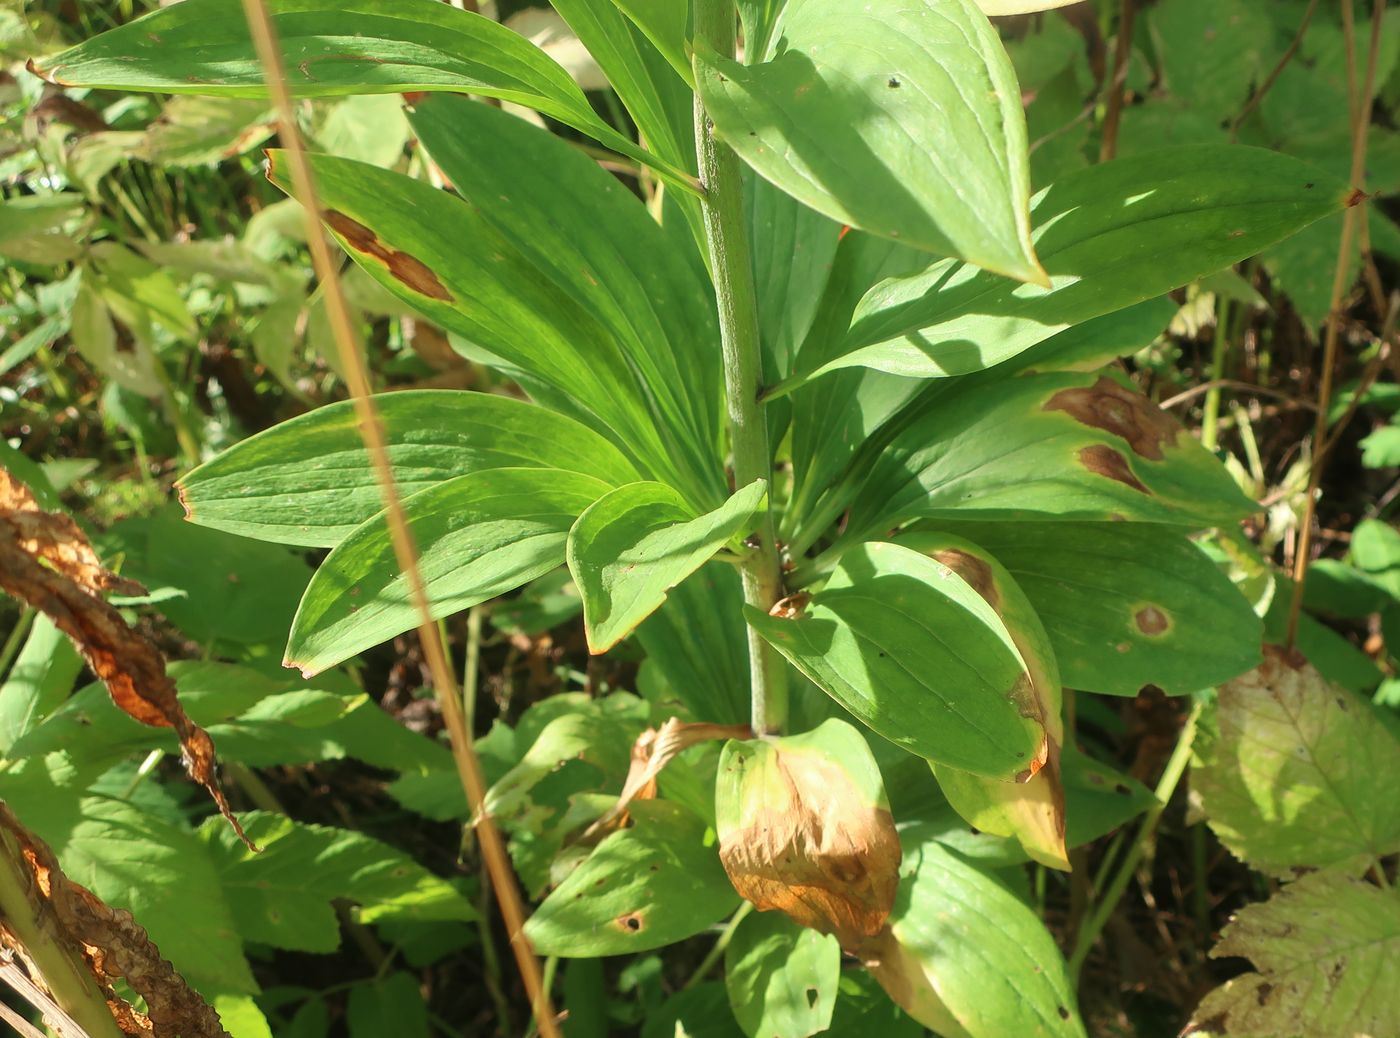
<box><xmin>1058</xmin><ymin>1007</ymin><xmax>1070</xmax><ymax>1020</ymax></box>
<box><xmin>888</xmin><ymin>76</ymin><xmax>901</xmax><ymax>88</ymax></box>
<box><xmin>806</xmin><ymin>988</ymin><xmax>819</xmax><ymax>1009</ymax></box>
<box><xmin>1115</xmin><ymin>783</ymin><xmax>1131</xmax><ymax>796</ymax></box>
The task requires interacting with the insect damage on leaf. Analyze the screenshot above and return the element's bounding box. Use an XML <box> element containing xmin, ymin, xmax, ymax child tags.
<box><xmin>0</xmin><ymin>803</ymin><xmax>231</xmax><ymax>1038</ymax></box>
<box><xmin>1076</xmin><ymin>444</ymin><xmax>1150</xmax><ymax>493</ymax></box>
<box><xmin>1134</xmin><ymin>605</ymin><xmax>1170</xmax><ymax>636</ymax></box>
<box><xmin>320</xmin><ymin>209</ymin><xmax>454</xmax><ymax>302</ymax></box>
<box><xmin>1043</xmin><ymin>376</ymin><xmax>1183</xmax><ymax>460</ymax></box>
<box><xmin>716</xmin><ymin>726</ymin><xmax>901</xmax><ymax>951</ymax></box>
<box><xmin>0</xmin><ymin>467</ymin><xmax>255</xmax><ymax>851</ymax></box>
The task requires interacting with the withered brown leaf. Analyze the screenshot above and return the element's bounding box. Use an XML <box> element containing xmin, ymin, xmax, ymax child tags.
<box><xmin>0</xmin><ymin>467</ymin><xmax>253</xmax><ymax>849</ymax></box>
<box><xmin>0</xmin><ymin>802</ymin><xmax>230</xmax><ymax>1038</ymax></box>
<box><xmin>715</xmin><ymin>719</ymin><xmax>901</xmax><ymax>950</ymax></box>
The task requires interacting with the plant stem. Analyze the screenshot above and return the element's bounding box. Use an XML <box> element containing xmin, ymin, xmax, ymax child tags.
<box><xmin>1069</xmin><ymin>698</ymin><xmax>1202</xmax><ymax>979</ymax></box>
<box><xmin>1201</xmin><ymin>296</ymin><xmax>1232</xmax><ymax>451</ymax></box>
<box><xmin>682</xmin><ymin>901</ymin><xmax>753</xmax><ymax>990</ymax></box>
<box><xmin>692</xmin><ymin>0</ymin><xmax>788</xmax><ymax>736</ymax></box>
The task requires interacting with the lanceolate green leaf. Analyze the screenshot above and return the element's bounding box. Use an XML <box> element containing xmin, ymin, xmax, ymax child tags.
<box><xmin>409</xmin><ymin>97</ymin><xmax>721</xmax><ymax>495</ymax></box>
<box><xmin>31</xmin><ymin>0</ymin><xmax>693</xmax><ymax>188</ymax></box>
<box><xmin>524</xmin><ymin>801</ymin><xmax>740</xmax><ymax>956</ymax></box>
<box><xmin>286</xmin><ymin>468</ymin><xmax>611</xmax><ymax>676</ymax></box>
<box><xmin>836</xmin><ymin>371</ymin><xmax>1253</xmax><ymax>543</ymax></box>
<box><xmin>266</xmin><ymin>152</ymin><xmax>715</xmax><ymax>505</ymax></box>
<box><xmin>611</xmin><ymin>0</ymin><xmax>692</xmax><ymax>83</ymax></box>
<box><xmin>917</xmin><ymin>521</ymin><xmax>1263</xmax><ymax>695</ymax></box>
<box><xmin>746</xmin><ymin>542</ymin><xmax>1045</xmax><ymax>778</ymax></box>
<box><xmin>569</xmin><ymin>480</ymin><xmax>767</xmax><ymax>653</ymax></box>
<box><xmin>178</xmin><ymin>391</ymin><xmax>638</xmax><ymax>547</ymax></box>
<box><xmin>774</xmin><ymin>146</ymin><xmax>1351</xmax><ymax>390</ymax></box>
<box><xmin>696</xmin><ymin>0</ymin><xmax>1044</xmax><ymax>283</ymax></box>
<box><xmin>868</xmin><ymin>839</ymin><xmax>1085</xmax><ymax>1037</ymax></box>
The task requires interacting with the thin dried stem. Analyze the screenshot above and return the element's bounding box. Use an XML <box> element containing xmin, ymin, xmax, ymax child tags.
<box><xmin>1098</xmin><ymin>0</ymin><xmax>1135</xmax><ymax>163</ymax></box>
<box><xmin>235</xmin><ymin>1</ymin><xmax>559</xmax><ymax>1032</ymax></box>
<box><xmin>1229</xmin><ymin>0</ymin><xmax>1320</xmax><ymax>139</ymax></box>
<box><xmin>1285</xmin><ymin>0</ymin><xmax>1385</xmax><ymax>649</ymax></box>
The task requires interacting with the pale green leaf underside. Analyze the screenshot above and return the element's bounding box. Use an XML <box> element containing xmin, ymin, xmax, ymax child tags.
<box><xmin>178</xmin><ymin>391</ymin><xmax>638</xmax><ymax>548</ymax></box>
<box><xmin>569</xmin><ymin>479</ymin><xmax>767</xmax><ymax>652</ymax></box>
<box><xmin>747</xmin><ymin>542</ymin><xmax>1044</xmax><ymax>778</ymax></box>
<box><xmin>199</xmin><ymin>811</ymin><xmax>475</xmax><ymax>954</ymax></box>
<box><xmin>524</xmin><ymin>801</ymin><xmax>739</xmax><ymax>956</ymax></box>
<box><xmin>286</xmin><ymin>468</ymin><xmax>610</xmax><ymax>676</ymax></box>
<box><xmin>32</xmin><ymin>0</ymin><xmax>691</xmax><ymax>187</ymax></box>
<box><xmin>1191</xmin><ymin>870</ymin><xmax>1400</xmax><ymax>1038</ymax></box>
<box><xmin>696</xmin><ymin>0</ymin><xmax>1042</xmax><ymax>282</ymax></box>
<box><xmin>1192</xmin><ymin>651</ymin><xmax>1400</xmax><ymax>876</ymax></box>
<box><xmin>778</xmin><ymin>146</ymin><xmax>1349</xmax><ymax>389</ymax></box>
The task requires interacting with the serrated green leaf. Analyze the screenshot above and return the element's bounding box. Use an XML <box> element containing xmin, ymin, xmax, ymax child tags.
<box><xmin>1190</xmin><ymin>870</ymin><xmax>1400</xmax><ymax>1038</ymax></box>
<box><xmin>33</xmin><ymin>0</ymin><xmax>689</xmax><ymax>187</ymax></box>
<box><xmin>1193</xmin><ymin>648</ymin><xmax>1400</xmax><ymax>876</ymax></box>
<box><xmin>1361</xmin><ymin>425</ymin><xmax>1400</xmax><ymax>469</ymax></box>
<box><xmin>867</xmin><ymin>838</ymin><xmax>1085</xmax><ymax>1038</ymax></box>
<box><xmin>747</xmin><ymin>542</ymin><xmax>1045</xmax><ymax>778</ymax></box>
<box><xmin>780</xmin><ymin>147</ymin><xmax>1348</xmax><ymax>388</ymax></box>
<box><xmin>839</xmin><ymin>372</ymin><xmax>1253</xmax><ymax>542</ymax></box>
<box><xmin>178</xmin><ymin>391</ymin><xmax>637</xmax><ymax>547</ymax></box>
<box><xmin>916</xmin><ymin>520</ymin><xmax>1262</xmax><ymax>695</ymax></box>
<box><xmin>286</xmin><ymin>468</ymin><xmax>610</xmax><ymax>676</ymax></box>
<box><xmin>524</xmin><ymin>800</ymin><xmax>740</xmax><ymax>956</ymax></box>
<box><xmin>725</xmin><ymin>912</ymin><xmax>840</xmax><ymax>1038</ymax></box>
<box><xmin>198</xmin><ymin>811</ymin><xmax>474</xmax><ymax>954</ymax></box>
<box><xmin>569</xmin><ymin>480</ymin><xmax>766</xmax><ymax>652</ymax></box>
<box><xmin>696</xmin><ymin>0</ymin><xmax>1043</xmax><ymax>283</ymax></box>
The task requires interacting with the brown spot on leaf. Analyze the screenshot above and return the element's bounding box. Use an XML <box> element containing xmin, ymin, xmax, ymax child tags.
<box><xmin>769</xmin><ymin>592</ymin><xmax>811</xmax><ymax>619</ymax></box>
<box><xmin>1078</xmin><ymin>444</ymin><xmax>1150</xmax><ymax>494</ymax></box>
<box><xmin>719</xmin><ymin>746</ymin><xmax>901</xmax><ymax>950</ymax></box>
<box><xmin>322</xmin><ymin>210</ymin><xmax>453</xmax><ymax>302</ymax></box>
<box><xmin>1134</xmin><ymin>605</ymin><xmax>1170</xmax><ymax>636</ymax></box>
<box><xmin>1344</xmin><ymin>187</ymin><xmax>1367</xmax><ymax>207</ymax></box>
<box><xmin>0</xmin><ymin>467</ymin><xmax>254</xmax><ymax>851</ymax></box>
<box><xmin>1045</xmin><ymin>376</ymin><xmax>1182</xmax><ymax>460</ymax></box>
<box><xmin>932</xmin><ymin>549</ymin><xmax>998</xmax><ymax>608</ymax></box>
<box><xmin>615</xmin><ymin>912</ymin><xmax>644</xmax><ymax>932</ymax></box>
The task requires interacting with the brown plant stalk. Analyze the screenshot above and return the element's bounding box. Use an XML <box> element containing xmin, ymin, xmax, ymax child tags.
<box><xmin>234</xmin><ymin>1</ymin><xmax>559</xmax><ymax>1032</ymax></box>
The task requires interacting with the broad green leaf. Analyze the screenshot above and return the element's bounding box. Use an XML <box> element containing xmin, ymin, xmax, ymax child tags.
<box><xmin>408</xmin><ymin>96</ymin><xmax>721</xmax><ymax>500</ymax></box>
<box><xmin>90</xmin><ymin>241</ymin><xmax>195</xmax><ymax>340</ymax></box>
<box><xmin>1190</xmin><ymin>870</ymin><xmax>1400</xmax><ymax>1038</ymax></box>
<box><xmin>1008</xmin><ymin>296</ymin><xmax>1177</xmax><ymax>375</ymax></box>
<box><xmin>0</xmin><ymin>615</ymin><xmax>82</xmax><ymax>754</ymax></box>
<box><xmin>644</xmin><ymin>983</ymin><xmax>745</xmax><ymax>1038</ymax></box>
<box><xmin>916</xmin><ymin>520</ymin><xmax>1263</xmax><ymax>695</ymax></box>
<box><xmin>779</xmin><ymin>146</ymin><xmax>1349</xmax><ymax>388</ymax></box>
<box><xmin>892</xmin><ymin>530</ymin><xmax>1067</xmax><ymax>869</ymax></box>
<box><xmin>716</xmin><ymin>719</ymin><xmax>900</xmax><ymax>947</ymax></box>
<box><xmin>524</xmin><ymin>800</ymin><xmax>740</xmax><ymax>956</ymax></box>
<box><xmin>267</xmin><ymin>151</ymin><xmax>711</xmax><ymax>504</ymax></box>
<box><xmin>0</xmin><ymin>193</ymin><xmax>85</xmax><ymax>248</ymax></box>
<box><xmin>1361</xmin><ymin>425</ymin><xmax>1400</xmax><ymax>469</ymax></box>
<box><xmin>32</xmin><ymin>0</ymin><xmax>690</xmax><ymax>187</ymax></box>
<box><xmin>178</xmin><ymin>391</ymin><xmax>637</xmax><ymax>547</ymax></box>
<box><xmin>569</xmin><ymin>480</ymin><xmax>766</xmax><ymax>652</ymax></box>
<box><xmin>825</xmin><ymin>972</ymin><xmax>923</xmax><ymax>1037</ymax></box>
<box><xmin>286</xmin><ymin>468</ymin><xmax>610</xmax><ymax>676</ymax></box>
<box><xmin>1350</xmin><ymin>518</ymin><xmax>1400</xmax><ymax>600</ymax></box>
<box><xmin>867</xmin><ymin>838</ymin><xmax>1085</xmax><ymax>1037</ymax></box>
<box><xmin>696</xmin><ymin>0</ymin><xmax>1044</xmax><ymax>283</ymax></box>
<box><xmin>976</xmin><ymin>0</ymin><xmax>1079</xmax><ymax>11</ymax></box>
<box><xmin>71</xmin><ymin>273</ymin><xmax>161</xmax><ymax>396</ymax></box>
<box><xmin>746</xmin><ymin>543</ymin><xmax>1046</xmax><ymax>778</ymax></box>
<box><xmin>198</xmin><ymin>811</ymin><xmax>474</xmax><ymax>954</ymax></box>
<box><xmin>725</xmin><ymin>912</ymin><xmax>840</xmax><ymax>1038</ymax></box>
<box><xmin>839</xmin><ymin>372</ymin><xmax>1254</xmax><ymax>542</ymax></box>
<box><xmin>1147</xmin><ymin>0</ymin><xmax>1271</xmax><ymax>121</ymax></box>
<box><xmin>348</xmin><ymin>973</ymin><xmax>429</xmax><ymax>1038</ymax></box>
<box><xmin>1193</xmin><ymin>648</ymin><xmax>1400</xmax><ymax>876</ymax></box>
<box><xmin>2</xmin><ymin>789</ymin><xmax>255</xmax><ymax>997</ymax></box>
<box><xmin>636</xmin><ymin>563</ymin><xmax>751</xmax><ymax>725</ymax></box>
<box><xmin>137</xmin><ymin>96</ymin><xmax>274</xmax><ymax>167</ymax></box>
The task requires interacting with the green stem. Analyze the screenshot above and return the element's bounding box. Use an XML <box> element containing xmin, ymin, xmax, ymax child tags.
<box><xmin>1201</xmin><ymin>296</ymin><xmax>1232</xmax><ymax>452</ymax></box>
<box><xmin>692</xmin><ymin>0</ymin><xmax>788</xmax><ymax>736</ymax></box>
<box><xmin>0</xmin><ymin>608</ymin><xmax>35</xmax><ymax>680</ymax></box>
<box><xmin>1069</xmin><ymin>698</ymin><xmax>1202</xmax><ymax>979</ymax></box>
<box><xmin>682</xmin><ymin>901</ymin><xmax>754</xmax><ymax>990</ymax></box>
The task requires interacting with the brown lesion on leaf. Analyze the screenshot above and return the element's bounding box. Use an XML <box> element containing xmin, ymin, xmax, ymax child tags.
<box><xmin>0</xmin><ymin>466</ymin><xmax>255</xmax><ymax>852</ymax></box>
<box><xmin>321</xmin><ymin>210</ymin><xmax>454</xmax><ymax>303</ymax></box>
<box><xmin>613</xmin><ymin>912</ymin><xmax>644</xmax><ymax>933</ymax></box>
<box><xmin>931</xmin><ymin>549</ymin><xmax>998</xmax><ymax>608</ymax></box>
<box><xmin>0</xmin><ymin>803</ymin><xmax>231</xmax><ymax>1038</ymax></box>
<box><xmin>1044</xmin><ymin>376</ymin><xmax>1183</xmax><ymax>460</ymax></box>
<box><xmin>719</xmin><ymin>749</ymin><xmax>901</xmax><ymax>951</ymax></box>
<box><xmin>1077</xmin><ymin>444</ymin><xmax>1150</xmax><ymax>494</ymax></box>
<box><xmin>769</xmin><ymin>591</ymin><xmax>811</xmax><ymax>619</ymax></box>
<box><xmin>1134</xmin><ymin>605</ymin><xmax>1170</xmax><ymax>636</ymax></box>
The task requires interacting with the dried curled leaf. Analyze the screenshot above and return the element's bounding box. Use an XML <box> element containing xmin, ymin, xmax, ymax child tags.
<box><xmin>715</xmin><ymin>719</ymin><xmax>900</xmax><ymax>950</ymax></box>
<box><xmin>0</xmin><ymin>467</ymin><xmax>252</xmax><ymax>849</ymax></box>
<box><xmin>0</xmin><ymin>802</ymin><xmax>230</xmax><ymax>1038</ymax></box>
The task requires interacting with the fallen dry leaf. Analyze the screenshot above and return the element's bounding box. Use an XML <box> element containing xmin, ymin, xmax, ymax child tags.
<box><xmin>0</xmin><ymin>802</ymin><xmax>229</xmax><ymax>1038</ymax></box>
<box><xmin>0</xmin><ymin>467</ymin><xmax>252</xmax><ymax>849</ymax></box>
